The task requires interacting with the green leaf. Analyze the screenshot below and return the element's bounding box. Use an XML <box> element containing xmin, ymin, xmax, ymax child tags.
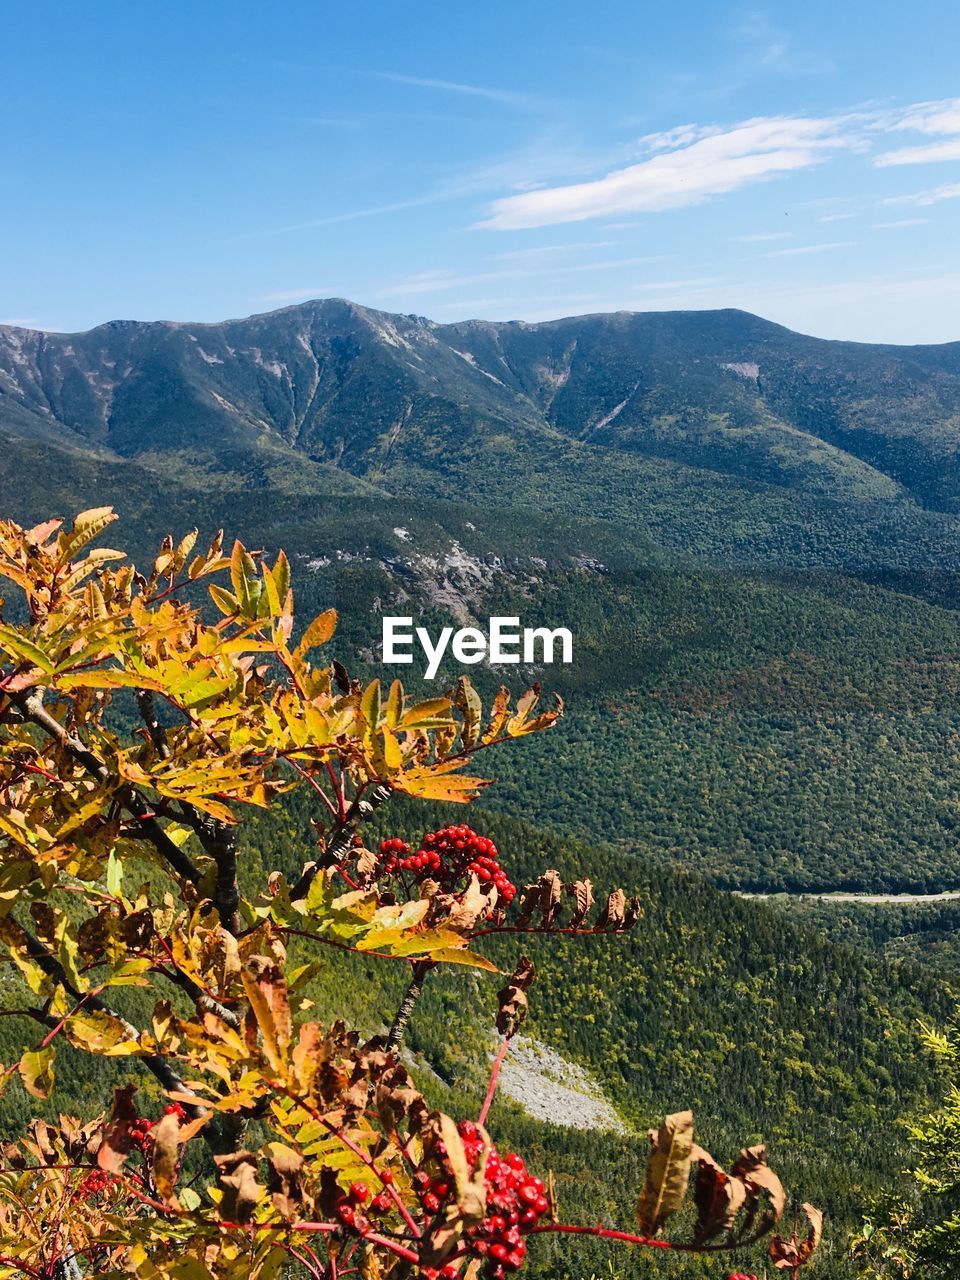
<box><xmin>106</xmin><ymin>848</ymin><xmax>124</xmax><ymax>898</ymax></box>
<box><xmin>0</xmin><ymin>624</ymin><xmax>53</xmax><ymax>674</ymax></box>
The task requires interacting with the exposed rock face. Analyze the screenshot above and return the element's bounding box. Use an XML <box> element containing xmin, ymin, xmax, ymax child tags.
<box><xmin>495</xmin><ymin>1036</ymin><xmax>627</xmax><ymax>1133</ymax></box>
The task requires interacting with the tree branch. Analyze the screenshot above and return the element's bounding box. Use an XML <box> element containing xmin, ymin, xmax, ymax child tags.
<box><xmin>386</xmin><ymin>959</ymin><xmax>432</xmax><ymax>1050</ymax></box>
<box><xmin>12</xmin><ymin>690</ymin><xmax>201</xmax><ymax>886</ymax></box>
<box><xmin>134</xmin><ymin>689</ymin><xmax>170</xmax><ymax>759</ymax></box>
<box><xmin>19</xmin><ymin>928</ymin><xmax>239</xmax><ymax>1154</ymax></box>
<box><xmin>153</xmin><ymin>963</ymin><xmax>241</xmax><ymax>1030</ymax></box>
<box><xmin>290</xmin><ymin>783</ymin><xmax>392</xmax><ymax>901</ymax></box>
<box><xmin>206</xmin><ymin>821</ymin><xmax>241</xmax><ymax>935</ymax></box>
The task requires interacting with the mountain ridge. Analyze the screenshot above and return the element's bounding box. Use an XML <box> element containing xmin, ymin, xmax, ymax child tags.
<box><xmin>3</xmin><ymin>298</ymin><xmax>960</xmax><ymax>514</ymax></box>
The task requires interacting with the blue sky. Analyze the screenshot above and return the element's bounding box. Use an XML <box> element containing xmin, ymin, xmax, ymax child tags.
<box><xmin>2</xmin><ymin>0</ymin><xmax>959</xmax><ymax>341</ymax></box>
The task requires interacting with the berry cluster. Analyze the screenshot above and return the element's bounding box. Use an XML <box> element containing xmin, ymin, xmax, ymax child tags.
<box><xmin>129</xmin><ymin>1102</ymin><xmax>188</xmax><ymax>1156</ymax></box>
<box><xmin>379</xmin><ymin>826</ymin><xmax>516</xmax><ymax>903</ymax></box>
<box><xmin>416</xmin><ymin>1121</ymin><xmax>549</xmax><ymax>1279</ymax></box>
<box><xmin>73</xmin><ymin>1168</ymin><xmax>117</xmax><ymax>1201</ymax></box>
<box><xmin>463</xmin><ymin>1120</ymin><xmax>548</xmax><ymax>1277</ymax></box>
<box><xmin>335</xmin><ymin>1180</ymin><xmax>375</xmax><ymax>1235</ymax></box>
<box><xmin>128</xmin><ymin>1115</ymin><xmax>155</xmax><ymax>1155</ymax></box>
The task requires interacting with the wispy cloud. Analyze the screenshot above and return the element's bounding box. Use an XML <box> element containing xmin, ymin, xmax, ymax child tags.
<box><xmin>733</xmin><ymin>231</ymin><xmax>792</xmax><ymax>242</ymax></box>
<box><xmin>888</xmin><ymin>98</ymin><xmax>960</xmax><ymax>135</ymax></box>
<box><xmin>875</xmin><ymin>97</ymin><xmax>960</xmax><ymax>166</ymax></box>
<box><xmin>871</xmin><ymin>218</ymin><xmax>930</xmax><ymax>229</ymax></box>
<box><xmin>738</xmin><ymin>12</ymin><xmax>836</xmax><ymax>74</ymax></box>
<box><xmin>478</xmin><ymin>114</ymin><xmax>861</xmax><ymax>230</ymax></box>
<box><xmin>818</xmin><ymin>211</ymin><xmax>858</xmax><ymax>222</ymax></box>
<box><xmin>373</xmin><ymin>72</ymin><xmax>532</xmax><ymax>107</ymax></box>
<box><xmin>880</xmin><ymin>181</ymin><xmax>960</xmax><ymax>207</ymax></box>
<box><xmin>875</xmin><ymin>138</ymin><xmax>960</xmax><ymax>167</ymax></box>
<box><xmin>761</xmin><ymin>241</ymin><xmax>853</xmax><ymax>258</ymax></box>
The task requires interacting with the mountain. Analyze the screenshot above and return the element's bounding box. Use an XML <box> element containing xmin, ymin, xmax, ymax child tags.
<box><xmin>4</xmin><ymin>301</ymin><xmax>960</xmax><ymax>579</ymax></box>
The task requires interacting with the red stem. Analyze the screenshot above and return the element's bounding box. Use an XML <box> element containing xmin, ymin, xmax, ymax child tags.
<box><xmin>282</xmin><ymin>754</ymin><xmax>339</xmax><ymax>818</ymax></box>
<box><xmin>478</xmin><ymin>1039</ymin><xmax>509</xmax><ymax>1127</ymax></box>
<box><xmin>38</xmin><ymin>984</ymin><xmax>106</xmax><ymax>1049</ymax></box>
<box><xmin>530</xmin><ymin>1223</ymin><xmax>672</xmax><ymax>1250</ymax></box>
<box><xmin>0</xmin><ymin>1256</ymin><xmax>41</xmax><ymax>1278</ymax></box>
<box><xmin>325</xmin><ymin>759</ymin><xmax>347</xmax><ymax>822</ymax></box>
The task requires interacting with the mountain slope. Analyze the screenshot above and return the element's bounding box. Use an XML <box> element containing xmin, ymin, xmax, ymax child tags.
<box><xmin>4</xmin><ymin>300</ymin><xmax>960</xmax><ymax>512</ymax></box>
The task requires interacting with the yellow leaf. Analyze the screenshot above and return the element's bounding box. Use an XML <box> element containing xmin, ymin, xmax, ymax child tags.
<box><xmin>58</xmin><ymin>507</ymin><xmax>117</xmax><ymax>562</ymax></box>
<box><xmin>397</xmin><ymin>761</ymin><xmax>492</xmax><ymax>803</ymax></box>
<box><xmin>18</xmin><ymin>1046</ymin><xmax>55</xmax><ymax>1098</ymax></box>
<box><xmin>209</xmin><ymin>583</ymin><xmax>240</xmax><ymax>617</ymax></box>
<box><xmin>427</xmin><ymin>947</ymin><xmax>501</xmax><ymax>972</ymax></box>
<box><xmin>396</xmin><ymin>698</ymin><xmax>454</xmax><ymax>731</ymax></box>
<box><xmin>385</xmin><ymin>679</ymin><xmax>403</xmax><ymax>728</ymax></box>
<box><xmin>454</xmin><ymin>675</ymin><xmax>483</xmax><ymax>748</ymax></box>
<box><xmin>241</xmin><ymin>968</ymin><xmax>283</xmax><ymax>1072</ymax></box>
<box><xmin>297</xmin><ymin>608</ymin><xmax>338</xmax><ymax>654</ymax></box>
<box><xmin>64</xmin><ymin>1008</ymin><xmax>142</xmax><ymax>1055</ymax></box>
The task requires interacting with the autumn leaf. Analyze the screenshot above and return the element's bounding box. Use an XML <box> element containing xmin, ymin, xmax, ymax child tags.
<box><xmin>17</xmin><ymin>1046</ymin><xmax>55</xmax><ymax>1099</ymax></box>
<box><xmin>636</xmin><ymin>1110</ymin><xmax>694</xmax><ymax>1235</ymax></box>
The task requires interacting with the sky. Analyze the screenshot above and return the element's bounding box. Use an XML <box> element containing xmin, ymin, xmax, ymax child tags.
<box><xmin>2</xmin><ymin>0</ymin><xmax>959</xmax><ymax>343</ymax></box>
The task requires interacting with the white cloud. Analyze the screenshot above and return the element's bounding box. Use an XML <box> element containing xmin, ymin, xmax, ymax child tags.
<box><xmin>880</xmin><ymin>182</ymin><xmax>960</xmax><ymax>207</ymax></box>
<box><xmin>761</xmin><ymin>241</ymin><xmax>854</xmax><ymax>258</ymax></box>
<box><xmin>874</xmin><ymin>97</ymin><xmax>960</xmax><ymax>166</ymax></box>
<box><xmin>875</xmin><ymin>138</ymin><xmax>960</xmax><ymax>167</ymax></box>
<box><xmin>889</xmin><ymin>98</ymin><xmax>960</xmax><ymax>135</ymax></box>
<box><xmin>490</xmin><ymin>240</ymin><xmax>617</xmax><ymax>261</ymax></box>
<box><xmin>478</xmin><ymin>114</ymin><xmax>861</xmax><ymax>230</ymax></box>
<box><xmin>638</xmin><ymin>123</ymin><xmax>721</xmax><ymax>151</ymax></box>
<box><xmin>733</xmin><ymin>231</ymin><xmax>792</xmax><ymax>242</ymax></box>
<box><xmin>818</xmin><ymin>212</ymin><xmax>858</xmax><ymax>222</ymax></box>
<box><xmin>377</xmin><ymin>255</ymin><xmax>668</xmax><ymax>298</ymax></box>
